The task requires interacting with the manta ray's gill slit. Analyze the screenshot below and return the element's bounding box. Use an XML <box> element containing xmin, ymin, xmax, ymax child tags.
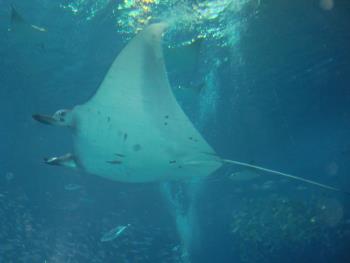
<box><xmin>106</xmin><ymin>154</ymin><xmax>125</xmax><ymax>165</ymax></box>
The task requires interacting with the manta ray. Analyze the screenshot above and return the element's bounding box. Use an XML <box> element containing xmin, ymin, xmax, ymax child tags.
<box><xmin>10</xmin><ymin>5</ymin><xmax>46</xmax><ymax>33</ymax></box>
<box><xmin>33</xmin><ymin>23</ymin><xmax>347</xmax><ymax>194</ymax></box>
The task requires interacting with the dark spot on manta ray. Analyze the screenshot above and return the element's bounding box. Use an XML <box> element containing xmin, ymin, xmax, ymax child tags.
<box><xmin>164</xmin><ymin>122</ymin><xmax>168</xmax><ymax>126</ymax></box>
<box><xmin>107</xmin><ymin>160</ymin><xmax>122</xmax><ymax>164</ymax></box>
<box><xmin>107</xmin><ymin>117</ymin><xmax>111</xmax><ymax>122</ymax></box>
<box><xmin>123</xmin><ymin>133</ymin><xmax>128</xmax><ymax>141</ymax></box>
<box><xmin>133</xmin><ymin>144</ymin><xmax>141</xmax><ymax>151</ymax></box>
<box><xmin>164</xmin><ymin>115</ymin><xmax>169</xmax><ymax>119</ymax></box>
<box><xmin>178</xmin><ymin>165</ymin><xmax>182</xmax><ymax>169</ymax></box>
<box><xmin>188</xmin><ymin>136</ymin><xmax>198</xmax><ymax>142</ymax></box>
<box><xmin>169</xmin><ymin>160</ymin><xmax>176</xmax><ymax>164</ymax></box>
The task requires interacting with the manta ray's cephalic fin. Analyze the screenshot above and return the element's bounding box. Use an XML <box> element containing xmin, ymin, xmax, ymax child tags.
<box><xmin>44</xmin><ymin>153</ymin><xmax>78</xmax><ymax>169</ymax></box>
<box><xmin>222</xmin><ymin>159</ymin><xmax>350</xmax><ymax>196</ymax></box>
<box><xmin>33</xmin><ymin>109</ymin><xmax>74</xmax><ymax>128</ymax></box>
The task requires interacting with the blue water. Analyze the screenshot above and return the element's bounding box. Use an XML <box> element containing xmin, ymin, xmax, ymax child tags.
<box><xmin>1</xmin><ymin>0</ymin><xmax>350</xmax><ymax>262</ymax></box>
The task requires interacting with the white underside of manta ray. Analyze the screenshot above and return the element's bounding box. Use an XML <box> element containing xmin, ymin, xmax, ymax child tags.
<box><xmin>33</xmin><ymin>23</ymin><xmax>348</xmax><ymax>194</ymax></box>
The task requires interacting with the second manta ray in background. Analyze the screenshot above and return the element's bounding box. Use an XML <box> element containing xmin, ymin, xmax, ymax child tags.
<box><xmin>9</xmin><ymin>5</ymin><xmax>47</xmax><ymax>33</ymax></box>
<box><xmin>33</xmin><ymin>23</ymin><xmax>348</xmax><ymax>195</ymax></box>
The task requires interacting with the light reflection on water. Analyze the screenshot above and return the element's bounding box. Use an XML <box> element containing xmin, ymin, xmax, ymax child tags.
<box><xmin>60</xmin><ymin>0</ymin><xmax>260</xmax><ymax>46</ymax></box>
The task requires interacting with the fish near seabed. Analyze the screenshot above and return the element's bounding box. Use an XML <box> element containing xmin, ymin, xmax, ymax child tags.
<box><xmin>33</xmin><ymin>23</ymin><xmax>349</xmax><ymax>195</ymax></box>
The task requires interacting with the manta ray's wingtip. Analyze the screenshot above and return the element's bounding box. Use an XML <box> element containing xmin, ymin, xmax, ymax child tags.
<box><xmin>10</xmin><ymin>4</ymin><xmax>24</xmax><ymax>24</ymax></box>
<box><xmin>146</xmin><ymin>22</ymin><xmax>169</xmax><ymax>37</ymax></box>
<box><xmin>150</xmin><ymin>22</ymin><xmax>169</xmax><ymax>30</ymax></box>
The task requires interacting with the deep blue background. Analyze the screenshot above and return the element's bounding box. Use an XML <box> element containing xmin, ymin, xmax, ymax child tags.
<box><xmin>0</xmin><ymin>0</ymin><xmax>349</xmax><ymax>262</ymax></box>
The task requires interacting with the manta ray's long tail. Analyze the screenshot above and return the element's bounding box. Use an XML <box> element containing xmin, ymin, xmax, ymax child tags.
<box><xmin>222</xmin><ymin>159</ymin><xmax>350</xmax><ymax>195</ymax></box>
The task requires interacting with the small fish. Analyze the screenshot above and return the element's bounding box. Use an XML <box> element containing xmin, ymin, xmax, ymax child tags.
<box><xmin>229</xmin><ymin>170</ymin><xmax>260</xmax><ymax>181</ymax></box>
<box><xmin>10</xmin><ymin>5</ymin><xmax>47</xmax><ymax>33</ymax></box>
<box><xmin>177</xmin><ymin>81</ymin><xmax>205</xmax><ymax>94</ymax></box>
<box><xmin>172</xmin><ymin>245</ymin><xmax>180</xmax><ymax>252</ymax></box>
<box><xmin>64</xmin><ymin>184</ymin><xmax>82</xmax><ymax>191</ymax></box>
<box><xmin>107</xmin><ymin>160</ymin><xmax>123</xmax><ymax>164</ymax></box>
<box><xmin>261</xmin><ymin>180</ymin><xmax>275</xmax><ymax>190</ymax></box>
<box><xmin>101</xmin><ymin>224</ymin><xmax>130</xmax><ymax>242</ymax></box>
<box><xmin>296</xmin><ymin>185</ymin><xmax>308</xmax><ymax>191</ymax></box>
<box><xmin>30</xmin><ymin>24</ymin><xmax>46</xmax><ymax>32</ymax></box>
<box><xmin>5</xmin><ymin>172</ymin><xmax>14</xmax><ymax>181</ymax></box>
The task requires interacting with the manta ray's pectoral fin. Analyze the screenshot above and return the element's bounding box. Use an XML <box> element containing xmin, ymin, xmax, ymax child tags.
<box><xmin>44</xmin><ymin>153</ymin><xmax>78</xmax><ymax>169</ymax></box>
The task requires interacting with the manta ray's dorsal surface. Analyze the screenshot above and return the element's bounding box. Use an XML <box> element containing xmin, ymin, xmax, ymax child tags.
<box><xmin>33</xmin><ymin>23</ymin><xmax>349</xmax><ymax>195</ymax></box>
